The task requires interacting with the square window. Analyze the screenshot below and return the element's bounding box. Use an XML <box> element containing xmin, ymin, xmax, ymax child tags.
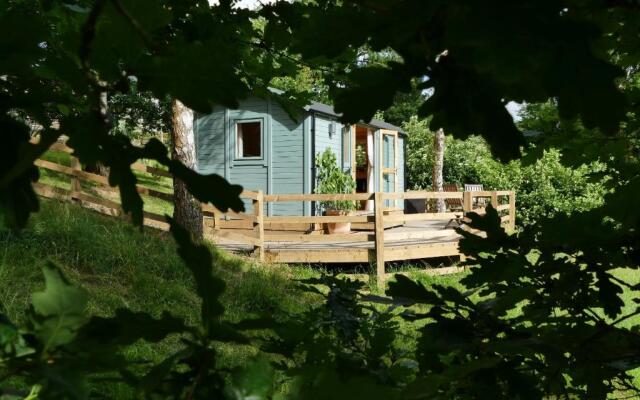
<box><xmin>236</xmin><ymin>121</ymin><xmax>262</xmax><ymax>158</ymax></box>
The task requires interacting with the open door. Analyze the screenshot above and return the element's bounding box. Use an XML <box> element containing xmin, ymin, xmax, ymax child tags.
<box><xmin>353</xmin><ymin>125</ymin><xmax>375</xmax><ymax>210</ymax></box>
<box><xmin>380</xmin><ymin>129</ymin><xmax>399</xmax><ymax>209</ymax></box>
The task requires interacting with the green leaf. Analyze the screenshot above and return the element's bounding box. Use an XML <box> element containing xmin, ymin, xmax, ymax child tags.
<box><xmin>228</xmin><ymin>357</ymin><xmax>275</xmax><ymax>400</ymax></box>
<box><xmin>31</xmin><ymin>263</ymin><xmax>88</xmax><ymax>352</ymax></box>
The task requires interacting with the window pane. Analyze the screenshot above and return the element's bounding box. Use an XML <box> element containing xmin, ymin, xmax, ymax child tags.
<box><xmin>383</xmin><ymin>134</ymin><xmax>395</xmax><ymax>168</ymax></box>
<box><xmin>342</xmin><ymin>128</ymin><xmax>350</xmax><ymax>170</ymax></box>
<box><xmin>383</xmin><ymin>172</ymin><xmax>396</xmax><ymax>207</ymax></box>
<box><xmin>237</xmin><ymin>121</ymin><xmax>261</xmax><ymax>158</ymax></box>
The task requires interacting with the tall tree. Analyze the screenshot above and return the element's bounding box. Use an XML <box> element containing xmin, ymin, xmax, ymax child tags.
<box><xmin>170</xmin><ymin>99</ymin><xmax>203</xmax><ymax>240</ymax></box>
<box><xmin>432</xmin><ymin>128</ymin><xmax>446</xmax><ymax>212</ymax></box>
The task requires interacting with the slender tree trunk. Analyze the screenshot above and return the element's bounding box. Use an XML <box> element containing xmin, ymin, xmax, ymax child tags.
<box><xmin>432</xmin><ymin>128</ymin><xmax>446</xmax><ymax>213</ymax></box>
<box><xmin>171</xmin><ymin>99</ymin><xmax>203</xmax><ymax>240</ymax></box>
<box><xmin>86</xmin><ymin>91</ymin><xmax>111</xmax><ymax>176</ymax></box>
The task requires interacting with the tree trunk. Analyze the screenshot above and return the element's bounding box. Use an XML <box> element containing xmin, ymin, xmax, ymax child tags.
<box><xmin>171</xmin><ymin>99</ymin><xmax>203</xmax><ymax>240</ymax></box>
<box><xmin>432</xmin><ymin>128</ymin><xmax>446</xmax><ymax>213</ymax></box>
<box><xmin>86</xmin><ymin>91</ymin><xmax>111</xmax><ymax>176</ymax></box>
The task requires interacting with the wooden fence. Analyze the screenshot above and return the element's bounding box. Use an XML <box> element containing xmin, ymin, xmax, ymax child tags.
<box><xmin>33</xmin><ymin>140</ymin><xmax>516</xmax><ymax>284</ymax></box>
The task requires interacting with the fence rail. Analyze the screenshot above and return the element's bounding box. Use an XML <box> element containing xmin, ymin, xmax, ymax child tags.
<box><xmin>32</xmin><ymin>139</ymin><xmax>516</xmax><ymax>284</ymax></box>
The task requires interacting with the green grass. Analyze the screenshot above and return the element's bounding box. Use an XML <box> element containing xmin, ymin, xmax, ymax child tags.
<box><xmin>0</xmin><ymin>199</ymin><xmax>322</xmax><ymax>397</ymax></box>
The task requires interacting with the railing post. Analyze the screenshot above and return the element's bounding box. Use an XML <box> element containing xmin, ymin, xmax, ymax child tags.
<box><xmin>491</xmin><ymin>191</ymin><xmax>498</xmax><ymax>210</ymax></box>
<box><xmin>70</xmin><ymin>156</ymin><xmax>81</xmax><ymax>196</ymax></box>
<box><xmin>463</xmin><ymin>191</ymin><xmax>472</xmax><ymax>214</ymax></box>
<box><xmin>253</xmin><ymin>190</ymin><xmax>265</xmax><ymax>262</ymax></box>
<box><xmin>508</xmin><ymin>191</ymin><xmax>516</xmax><ymax>232</ymax></box>
<box><xmin>374</xmin><ymin>192</ymin><xmax>385</xmax><ymax>288</ymax></box>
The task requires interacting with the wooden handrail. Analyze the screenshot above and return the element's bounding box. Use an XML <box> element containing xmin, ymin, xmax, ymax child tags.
<box><xmin>382</xmin><ymin>191</ymin><xmax>463</xmax><ymax>200</ymax></box>
<box><xmin>264</xmin><ymin>193</ymin><xmax>373</xmax><ymax>202</ymax></box>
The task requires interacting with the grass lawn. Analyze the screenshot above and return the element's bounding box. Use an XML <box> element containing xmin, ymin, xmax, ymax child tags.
<box><xmin>0</xmin><ymin>199</ymin><xmax>463</xmax><ymax>397</ymax></box>
<box><xmin>23</xmin><ymin>153</ymin><xmax>640</xmax><ymax>396</ymax></box>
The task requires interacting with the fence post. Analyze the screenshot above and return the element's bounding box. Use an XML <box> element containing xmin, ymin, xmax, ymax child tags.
<box><xmin>508</xmin><ymin>191</ymin><xmax>516</xmax><ymax>232</ymax></box>
<box><xmin>374</xmin><ymin>192</ymin><xmax>385</xmax><ymax>288</ymax></box>
<box><xmin>463</xmin><ymin>191</ymin><xmax>472</xmax><ymax>214</ymax></box>
<box><xmin>253</xmin><ymin>190</ymin><xmax>265</xmax><ymax>262</ymax></box>
<box><xmin>491</xmin><ymin>191</ymin><xmax>498</xmax><ymax>210</ymax></box>
<box><xmin>70</xmin><ymin>156</ymin><xmax>81</xmax><ymax>196</ymax></box>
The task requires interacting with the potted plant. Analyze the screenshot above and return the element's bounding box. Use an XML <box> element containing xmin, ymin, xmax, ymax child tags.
<box><xmin>315</xmin><ymin>148</ymin><xmax>356</xmax><ymax>234</ymax></box>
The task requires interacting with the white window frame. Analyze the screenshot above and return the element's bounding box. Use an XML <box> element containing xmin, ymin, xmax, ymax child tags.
<box><xmin>235</xmin><ymin>119</ymin><xmax>263</xmax><ymax>160</ymax></box>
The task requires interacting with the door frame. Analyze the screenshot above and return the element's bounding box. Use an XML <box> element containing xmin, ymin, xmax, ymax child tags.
<box><xmin>379</xmin><ymin>129</ymin><xmax>400</xmax><ymax>210</ymax></box>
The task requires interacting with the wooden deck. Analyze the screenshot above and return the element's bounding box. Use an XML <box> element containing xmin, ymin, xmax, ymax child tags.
<box><xmin>211</xmin><ymin>220</ymin><xmax>461</xmax><ymax>263</ymax></box>
<box><xmin>32</xmin><ymin>139</ymin><xmax>516</xmax><ymax>285</ymax></box>
<box><xmin>205</xmin><ymin>190</ymin><xmax>516</xmax><ymax>285</ymax></box>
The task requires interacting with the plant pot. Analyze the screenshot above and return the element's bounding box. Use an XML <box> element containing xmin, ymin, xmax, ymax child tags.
<box><xmin>324</xmin><ymin>209</ymin><xmax>351</xmax><ymax>234</ymax></box>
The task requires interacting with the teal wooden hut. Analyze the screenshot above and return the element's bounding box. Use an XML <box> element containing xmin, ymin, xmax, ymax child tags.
<box><xmin>195</xmin><ymin>94</ymin><xmax>406</xmax><ymax>216</ymax></box>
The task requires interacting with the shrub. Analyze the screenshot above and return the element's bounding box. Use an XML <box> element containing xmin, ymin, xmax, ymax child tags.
<box><xmin>402</xmin><ymin>117</ymin><xmax>610</xmax><ymax>226</ymax></box>
<box><xmin>477</xmin><ymin>149</ymin><xmax>610</xmax><ymax>226</ymax></box>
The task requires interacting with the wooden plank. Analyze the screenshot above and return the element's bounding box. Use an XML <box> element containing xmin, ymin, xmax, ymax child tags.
<box><xmin>265</xmin><ymin>248</ymin><xmax>370</xmax><ymax>263</ymax></box>
<box><xmin>495</xmin><ymin>190</ymin><xmax>512</xmax><ymax>196</ymax></box>
<box><xmin>216</xmin><ymin>219</ymin><xmax>254</xmax><ymax>230</ymax></box>
<box><xmin>384</xmin><ymin>229</ymin><xmax>459</xmax><ymax>241</ymax></box>
<box><xmin>143</xmin><ymin>218</ymin><xmax>170</xmax><ymax>231</ymax></box>
<box><xmin>374</xmin><ymin>192</ymin><xmax>385</xmax><ymax>287</ymax></box>
<box><xmin>264</xmin><ymin>215</ymin><xmax>372</xmax><ymax>224</ymax></box>
<box><xmin>201</xmin><ymin>204</ymin><xmax>256</xmax><ymax>221</ymax></box>
<box><xmin>384</xmin><ymin>242</ymin><xmax>460</xmax><ymax>261</ymax></box>
<box><xmin>130</xmin><ymin>162</ymin><xmax>172</xmax><ymax>178</ymax></box>
<box><xmin>264</xmin><ymin>222</ymin><xmax>318</xmax><ymax>231</ymax></box>
<box><xmin>211</xmin><ymin>230</ymin><xmax>260</xmax><ymax>246</ymax></box>
<box><xmin>496</xmin><ymin>204</ymin><xmax>510</xmax><ymax>211</ymax></box>
<box><xmin>463</xmin><ymin>191</ymin><xmax>472</xmax><ymax>213</ymax></box>
<box><xmin>263</xmin><ymin>193</ymin><xmax>373</xmax><ymax>202</ymax></box>
<box><xmin>72</xmin><ymin>191</ymin><xmax>121</xmax><ymax>211</ymax></box>
<box><xmin>94</xmin><ymin>182</ymin><xmax>173</xmax><ymax>203</ymax></box>
<box><xmin>383</xmin><ymin>191</ymin><xmax>463</xmax><ymax>200</ymax></box>
<box><xmin>467</xmin><ymin>190</ymin><xmax>495</xmax><ymax>197</ymax></box>
<box><xmin>265</xmin><ymin>233</ymin><xmax>373</xmax><ymax>243</ymax></box>
<box><xmin>384</xmin><ymin>212</ymin><xmax>462</xmax><ymax>222</ymax></box>
<box><xmin>36</xmin><ymin>159</ymin><xmax>111</xmax><ymax>186</ymax></box>
<box><xmin>33</xmin><ymin>182</ymin><xmax>72</xmax><ymax>200</ymax></box>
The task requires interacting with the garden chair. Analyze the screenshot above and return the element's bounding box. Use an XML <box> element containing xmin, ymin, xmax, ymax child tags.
<box><xmin>464</xmin><ymin>183</ymin><xmax>486</xmax><ymax>208</ymax></box>
<box><xmin>444</xmin><ymin>183</ymin><xmax>463</xmax><ymax>211</ymax></box>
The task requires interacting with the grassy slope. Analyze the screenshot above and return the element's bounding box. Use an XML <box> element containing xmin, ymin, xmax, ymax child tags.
<box><xmin>0</xmin><ymin>200</ymin><xmax>320</xmax><ymax>396</ymax></box>
<box><xmin>0</xmin><ymin>199</ymin><xmax>461</xmax><ymax>397</ymax></box>
<box><xmin>7</xmin><ymin>194</ymin><xmax>636</xmax><ymax>395</ymax></box>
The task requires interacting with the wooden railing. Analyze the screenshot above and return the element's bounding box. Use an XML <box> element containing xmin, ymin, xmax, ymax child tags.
<box><xmin>32</xmin><ymin>139</ymin><xmax>515</xmax><ymax>284</ymax></box>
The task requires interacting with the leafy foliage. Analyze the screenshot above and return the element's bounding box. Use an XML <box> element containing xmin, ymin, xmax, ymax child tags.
<box><xmin>478</xmin><ymin>149</ymin><xmax>611</xmax><ymax>226</ymax></box>
<box><xmin>384</xmin><ymin>199</ymin><xmax>640</xmax><ymax>398</ymax></box>
<box><xmin>1</xmin><ymin>0</ymin><xmax>640</xmax><ymax>398</ymax></box>
<box><xmin>404</xmin><ymin>117</ymin><xmax>611</xmax><ymax>226</ymax></box>
<box><xmin>314</xmin><ymin>148</ymin><xmax>356</xmax><ymax>212</ymax></box>
<box><xmin>262</xmin><ymin>0</ymin><xmax>630</xmax><ymax>160</ymax></box>
<box><xmin>109</xmin><ymin>89</ymin><xmax>171</xmax><ymax>141</ymax></box>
